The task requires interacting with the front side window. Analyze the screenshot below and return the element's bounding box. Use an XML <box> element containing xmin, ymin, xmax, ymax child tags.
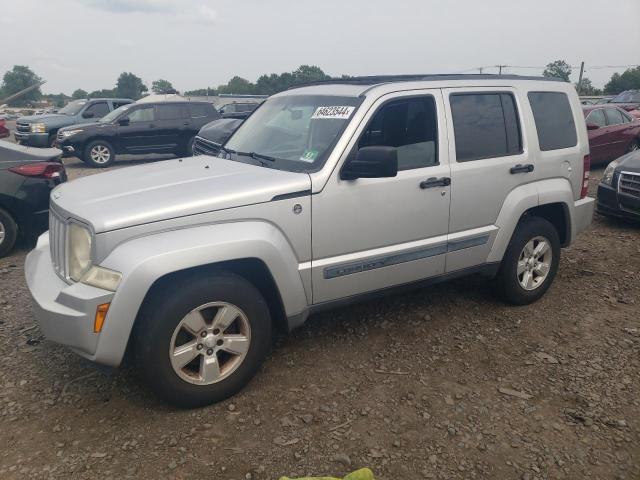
<box><xmin>605</xmin><ymin>108</ymin><xmax>625</xmax><ymax>126</ymax></box>
<box><xmin>59</xmin><ymin>100</ymin><xmax>87</xmax><ymax>116</ymax></box>
<box><xmin>84</xmin><ymin>102</ymin><xmax>109</xmax><ymax>118</ymax></box>
<box><xmin>100</xmin><ymin>105</ymin><xmax>130</xmax><ymax>123</ymax></box>
<box><xmin>450</xmin><ymin>93</ymin><xmax>522</xmax><ymax>161</ymax></box>
<box><xmin>128</xmin><ymin>106</ymin><xmax>155</xmax><ymax>123</ymax></box>
<box><xmin>358</xmin><ymin>96</ymin><xmax>438</xmax><ymax>170</ymax></box>
<box><xmin>528</xmin><ymin>92</ymin><xmax>577</xmax><ymax>151</ymax></box>
<box><xmin>585</xmin><ymin>109</ymin><xmax>606</xmax><ymax>127</ymax></box>
<box><xmin>225</xmin><ymin>94</ymin><xmax>362</xmax><ymax>172</ymax></box>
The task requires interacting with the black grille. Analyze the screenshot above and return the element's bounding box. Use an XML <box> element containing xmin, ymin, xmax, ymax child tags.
<box><xmin>619</xmin><ymin>172</ymin><xmax>640</xmax><ymax>199</ymax></box>
<box><xmin>192</xmin><ymin>136</ymin><xmax>221</xmax><ymax>156</ymax></box>
<box><xmin>16</xmin><ymin>122</ymin><xmax>31</xmax><ymax>133</ymax></box>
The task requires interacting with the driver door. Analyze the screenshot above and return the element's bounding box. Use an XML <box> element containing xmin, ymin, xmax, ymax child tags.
<box><xmin>311</xmin><ymin>91</ymin><xmax>451</xmax><ymax>303</ymax></box>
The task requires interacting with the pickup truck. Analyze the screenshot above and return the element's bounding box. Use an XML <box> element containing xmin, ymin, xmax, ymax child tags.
<box><xmin>15</xmin><ymin>98</ymin><xmax>133</xmax><ymax>147</ymax></box>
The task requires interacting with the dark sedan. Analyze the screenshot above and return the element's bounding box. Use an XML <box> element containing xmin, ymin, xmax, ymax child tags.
<box><xmin>583</xmin><ymin>105</ymin><xmax>640</xmax><ymax>166</ymax></box>
<box><xmin>597</xmin><ymin>150</ymin><xmax>640</xmax><ymax>222</ymax></box>
<box><xmin>0</xmin><ymin>142</ymin><xmax>66</xmax><ymax>257</ymax></box>
<box><xmin>192</xmin><ymin>118</ymin><xmax>243</xmax><ymax>157</ymax></box>
<box><xmin>608</xmin><ymin>90</ymin><xmax>640</xmax><ymax>119</ymax></box>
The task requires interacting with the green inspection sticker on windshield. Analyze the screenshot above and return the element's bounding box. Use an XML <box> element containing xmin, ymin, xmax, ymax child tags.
<box><xmin>299</xmin><ymin>150</ymin><xmax>319</xmax><ymax>162</ymax></box>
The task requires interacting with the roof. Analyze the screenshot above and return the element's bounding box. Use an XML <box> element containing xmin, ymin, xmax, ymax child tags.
<box><xmin>582</xmin><ymin>104</ymin><xmax>626</xmax><ymax>112</ymax></box>
<box><xmin>85</xmin><ymin>98</ymin><xmax>133</xmax><ymax>102</ymax></box>
<box><xmin>279</xmin><ymin>74</ymin><xmax>567</xmax><ymax>98</ymax></box>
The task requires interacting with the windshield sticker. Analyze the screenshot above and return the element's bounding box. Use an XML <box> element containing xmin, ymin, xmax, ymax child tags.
<box><xmin>299</xmin><ymin>150</ymin><xmax>319</xmax><ymax>162</ymax></box>
<box><xmin>311</xmin><ymin>106</ymin><xmax>355</xmax><ymax>120</ymax></box>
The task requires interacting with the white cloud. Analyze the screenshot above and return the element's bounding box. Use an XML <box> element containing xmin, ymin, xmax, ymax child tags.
<box><xmin>78</xmin><ymin>0</ymin><xmax>218</xmax><ymax>24</ymax></box>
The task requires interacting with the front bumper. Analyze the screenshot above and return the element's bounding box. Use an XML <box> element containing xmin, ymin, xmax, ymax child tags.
<box><xmin>55</xmin><ymin>139</ymin><xmax>77</xmax><ymax>157</ymax></box>
<box><xmin>25</xmin><ymin>233</ymin><xmax>115</xmax><ymax>363</ymax></box>
<box><xmin>597</xmin><ymin>182</ymin><xmax>640</xmax><ymax>221</ymax></box>
<box><xmin>14</xmin><ymin>131</ymin><xmax>50</xmax><ymax>147</ymax></box>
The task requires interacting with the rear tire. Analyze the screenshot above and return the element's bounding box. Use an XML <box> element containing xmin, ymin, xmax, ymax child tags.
<box><xmin>83</xmin><ymin>140</ymin><xmax>115</xmax><ymax>168</ymax></box>
<box><xmin>134</xmin><ymin>271</ymin><xmax>272</xmax><ymax>408</ymax></box>
<box><xmin>495</xmin><ymin>216</ymin><xmax>560</xmax><ymax>305</ymax></box>
<box><xmin>178</xmin><ymin>136</ymin><xmax>196</xmax><ymax>157</ymax></box>
<box><xmin>0</xmin><ymin>208</ymin><xmax>18</xmax><ymax>258</ymax></box>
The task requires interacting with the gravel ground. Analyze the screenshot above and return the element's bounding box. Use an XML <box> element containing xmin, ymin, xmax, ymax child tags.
<box><xmin>0</xmin><ymin>151</ymin><xmax>638</xmax><ymax>479</ymax></box>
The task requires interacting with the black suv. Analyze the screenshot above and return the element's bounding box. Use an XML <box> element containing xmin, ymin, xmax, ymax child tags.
<box><xmin>56</xmin><ymin>101</ymin><xmax>220</xmax><ymax>167</ymax></box>
<box><xmin>218</xmin><ymin>102</ymin><xmax>261</xmax><ymax>119</ymax></box>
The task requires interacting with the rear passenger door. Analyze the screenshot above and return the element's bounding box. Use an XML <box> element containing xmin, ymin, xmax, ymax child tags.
<box><xmin>155</xmin><ymin>104</ymin><xmax>185</xmax><ymax>152</ymax></box>
<box><xmin>443</xmin><ymin>88</ymin><xmax>529</xmax><ymax>272</ymax></box>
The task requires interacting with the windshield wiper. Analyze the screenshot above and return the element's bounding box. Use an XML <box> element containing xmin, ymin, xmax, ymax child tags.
<box><xmin>247</xmin><ymin>151</ymin><xmax>278</xmax><ymax>162</ymax></box>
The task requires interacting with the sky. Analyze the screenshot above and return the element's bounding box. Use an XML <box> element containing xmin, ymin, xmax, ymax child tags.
<box><xmin>1</xmin><ymin>0</ymin><xmax>638</xmax><ymax>95</ymax></box>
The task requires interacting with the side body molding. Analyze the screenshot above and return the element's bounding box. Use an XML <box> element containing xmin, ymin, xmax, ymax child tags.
<box><xmin>95</xmin><ymin>221</ymin><xmax>308</xmax><ymax>367</ymax></box>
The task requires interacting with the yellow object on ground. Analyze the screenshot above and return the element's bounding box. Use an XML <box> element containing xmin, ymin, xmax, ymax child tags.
<box><xmin>279</xmin><ymin>468</ymin><xmax>375</xmax><ymax>480</ymax></box>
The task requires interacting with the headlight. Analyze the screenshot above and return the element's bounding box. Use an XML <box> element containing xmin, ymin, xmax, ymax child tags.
<box><xmin>61</xmin><ymin>129</ymin><xmax>83</xmax><ymax>138</ymax></box>
<box><xmin>30</xmin><ymin>123</ymin><xmax>47</xmax><ymax>133</ymax></box>
<box><xmin>81</xmin><ymin>266</ymin><xmax>122</xmax><ymax>291</ymax></box>
<box><xmin>68</xmin><ymin>223</ymin><xmax>92</xmax><ymax>281</ymax></box>
<box><xmin>601</xmin><ymin>160</ymin><xmax>618</xmax><ymax>186</ymax></box>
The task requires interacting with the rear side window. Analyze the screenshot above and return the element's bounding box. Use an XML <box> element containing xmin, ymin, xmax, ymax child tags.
<box><xmin>156</xmin><ymin>104</ymin><xmax>184</xmax><ymax>120</ymax></box>
<box><xmin>528</xmin><ymin>92</ymin><xmax>577</xmax><ymax>151</ymax></box>
<box><xmin>450</xmin><ymin>93</ymin><xmax>522</xmax><ymax>162</ymax></box>
<box><xmin>113</xmin><ymin>101</ymin><xmax>131</xmax><ymax>109</ymax></box>
<box><xmin>605</xmin><ymin>108</ymin><xmax>625</xmax><ymax>126</ymax></box>
<box><xmin>585</xmin><ymin>109</ymin><xmax>606</xmax><ymax>127</ymax></box>
<box><xmin>188</xmin><ymin>104</ymin><xmax>209</xmax><ymax>118</ymax></box>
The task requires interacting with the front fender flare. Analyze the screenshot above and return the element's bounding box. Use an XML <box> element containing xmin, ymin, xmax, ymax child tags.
<box><xmin>94</xmin><ymin>221</ymin><xmax>308</xmax><ymax>367</ymax></box>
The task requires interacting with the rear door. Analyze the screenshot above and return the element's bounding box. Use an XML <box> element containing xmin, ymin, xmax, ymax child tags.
<box><xmin>443</xmin><ymin>87</ymin><xmax>528</xmax><ymax>271</ymax></box>
<box><xmin>584</xmin><ymin>108</ymin><xmax>610</xmax><ymax>164</ymax></box>
<box><xmin>605</xmin><ymin>108</ymin><xmax>634</xmax><ymax>159</ymax></box>
<box><xmin>154</xmin><ymin>104</ymin><xmax>185</xmax><ymax>151</ymax></box>
<box><xmin>117</xmin><ymin>104</ymin><xmax>158</xmax><ymax>153</ymax></box>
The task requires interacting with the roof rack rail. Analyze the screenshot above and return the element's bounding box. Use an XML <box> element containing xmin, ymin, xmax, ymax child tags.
<box><xmin>287</xmin><ymin>73</ymin><xmax>562</xmax><ymax>90</ymax></box>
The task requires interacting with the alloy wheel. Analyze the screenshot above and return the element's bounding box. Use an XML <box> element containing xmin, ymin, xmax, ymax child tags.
<box><xmin>0</xmin><ymin>221</ymin><xmax>5</xmax><ymax>245</ymax></box>
<box><xmin>90</xmin><ymin>145</ymin><xmax>111</xmax><ymax>164</ymax></box>
<box><xmin>629</xmin><ymin>140</ymin><xmax>639</xmax><ymax>152</ymax></box>
<box><xmin>517</xmin><ymin>236</ymin><xmax>552</xmax><ymax>291</ymax></box>
<box><xmin>169</xmin><ymin>302</ymin><xmax>251</xmax><ymax>385</ymax></box>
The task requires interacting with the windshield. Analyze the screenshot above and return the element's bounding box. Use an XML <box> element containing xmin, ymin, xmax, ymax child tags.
<box><xmin>224</xmin><ymin>94</ymin><xmax>363</xmax><ymax>172</ymax></box>
<box><xmin>100</xmin><ymin>104</ymin><xmax>131</xmax><ymax>123</ymax></box>
<box><xmin>58</xmin><ymin>100</ymin><xmax>87</xmax><ymax>115</ymax></box>
<box><xmin>611</xmin><ymin>91</ymin><xmax>640</xmax><ymax>103</ymax></box>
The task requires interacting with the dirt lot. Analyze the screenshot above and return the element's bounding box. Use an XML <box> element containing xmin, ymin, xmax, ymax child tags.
<box><xmin>0</xmin><ymin>154</ymin><xmax>638</xmax><ymax>480</ymax></box>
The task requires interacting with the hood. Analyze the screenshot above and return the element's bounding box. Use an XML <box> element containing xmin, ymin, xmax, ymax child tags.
<box><xmin>51</xmin><ymin>156</ymin><xmax>311</xmax><ymax>233</ymax></box>
<box><xmin>198</xmin><ymin>118</ymin><xmax>243</xmax><ymax>144</ymax></box>
<box><xmin>18</xmin><ymin>113</ymin><xmax>75</xmax><ymax>128</ymax></box>
<box><xmin>617</xmin><ymin>150</ymin><xmax>640</xmax><ymax>174</ymax></box>
<box><xmin>59</xmin><ymin>121</ymin><xmax>105</xmax><ymax>133</ymax></box>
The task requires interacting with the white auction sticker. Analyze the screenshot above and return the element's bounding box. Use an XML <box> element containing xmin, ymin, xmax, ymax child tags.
<box><xmin>311</xmin><ymin>106</ymin><xmax>355</xmax><ymax>120</ymax></box>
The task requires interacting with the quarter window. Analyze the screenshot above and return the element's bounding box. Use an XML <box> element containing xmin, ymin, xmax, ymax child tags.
<box><xmin>128</xmin><ymin>106</ymin><xmax>155</xmax><ymax>123</ymax></box>
<box><xmin>605</xmin><ymin>108</ymin><xmax>625</xmax><ymax>126</ymax></box>
<box><xmin>528</xmin><ymin>92</ymin><xmax>577</xmax><ymax>151</ymax></box>
<box><xmin>585</xmin><ymin>109</ymin><xmax>606</xmax><ymax>127</ymax></box>
<box><xmin>449</xmin><ymin>93</ymin><xmax>522</xmax><ymax>161</ymax></box>
<box><xmin>358</xmin><ymin>96</ymin><xmax>438</xmax><ymax>170</ymax></box>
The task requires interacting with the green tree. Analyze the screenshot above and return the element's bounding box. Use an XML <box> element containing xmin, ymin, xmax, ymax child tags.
<box><xmin>0</xmin><ymin>65</ymin><xmax>43</xmax><ymax>106</ymax></box>
<box><xmin>604</xmin><ymin>67</ymin><xmax>640</xmax><ymax>94</ymax></box>
<box><xmin>151</xmin><ymin>79</ymin><xmax>176</xmax><ymax>94</ymax></box>
<box><xmin>293</xmin><ymin>65</ymin><xmax>330</xmax><ymax>84</ymax></box>
<box><xmin>44</xmin><ymin>93</ymin><xmax>70</xmax><ymax>108</ymax></box>
<box><xmin>543</xmin><ymin>60</ymin><xmax>572</xmax><ymax>82</ymax></box>
<box><xmin>89</xmin><ymin>88</ymin><xmax>116</xmax><ymax>98</ymax></box>
<box><xmin>72</xmin><ymin>88</ymin><xmax>88</xmax><ymax>99</ymax></box>
<box><xmin>184</xmin><ymin>87</ymin><xmax>216</xmax><ymax>96</ymax></box>
<box><xmin>576</xmin><ymin>77</ymin><xmax>602</xmax><ymax>96</ymax></box>
<box><xmin>217</xmin><ymin>76</ymin><xmax>256</xmax><ymax>95</ymax></box>
<box><xmin>115</xmin><ymin>72</ymin><xmax>148</xmax><ymax>100</ymax></box>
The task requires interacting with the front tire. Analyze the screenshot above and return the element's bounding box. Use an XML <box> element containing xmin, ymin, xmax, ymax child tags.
<box><xmin>134</xmin><ymin>271</ymin><xmax>272</xmax><ymax>408</ymax></box>
<box><xmin>83</xmin><ymin>140</ymin><xmax>115</xmax><ymax>168</ymax></box>
<box><xmin>0</xmin><ymin>208</ymin><xmax>18</xmax><ymax>258</ymax></box>
<box><xmin>495</xmin><ymin>216</ymin><xmax>560</xmax><ymax>305</ymax></box>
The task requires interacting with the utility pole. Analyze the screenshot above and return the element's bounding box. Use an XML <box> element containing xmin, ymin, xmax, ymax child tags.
<box><xmin>496</xmin><ymin>65</ymin><xmax>508</xmax><ymax>75</ymax></box>
<box><xmin>479</xmin><ymin>67</ymin><xmax>484</xmax><ymax>74</ymax></box>
<box><xmin>577</xmin><ymin>61</ymin><xmax>585</xmax><ymax>95</ymax></box>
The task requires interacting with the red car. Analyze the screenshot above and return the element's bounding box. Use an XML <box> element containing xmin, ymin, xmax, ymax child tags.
<box><xmin>0</xmin><ymin>118</ymin><xmax>9</xmax><ymax>139</ymax></box>
<box><xmin>583</xmin><ymin>105</ymin><xmax>640</xmax><ymax>165</ymax></box>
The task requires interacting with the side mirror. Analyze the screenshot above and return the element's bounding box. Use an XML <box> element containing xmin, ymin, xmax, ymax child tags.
<box><xmin>586</xmin><ymin>123</ymin><xmax>599</xmax><ymax>130</ymax></box>
<box><xmin>82</xmin><ymin>111</ymin><xmax>94</xmax><ymax>119</ymax></box>
<box><xmin>340</xmin><ymin>146</ymin><xmax>398</xmax><ymax>180</ymax></box>
<box><xmin>118</xmin><ymin>116</ymin><xmax>130</xmax><ymax>126</ymax></box>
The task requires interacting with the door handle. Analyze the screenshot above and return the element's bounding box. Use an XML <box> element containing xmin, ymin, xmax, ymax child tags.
<box><xmin>420</xmin><ymin>177</ymin><xmax>451</xmax><ymax>189</ymax></box>
<box><xmin>510</xmin><ymin>164</ymin><xmax>534</xmax><ymax>174</ymax></box>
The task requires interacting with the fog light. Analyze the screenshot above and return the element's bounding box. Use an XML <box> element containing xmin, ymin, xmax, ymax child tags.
<box><xmin>94</xmin><ymin>303</ymin><xmax>110</xmax><ymax>333</ymax></box>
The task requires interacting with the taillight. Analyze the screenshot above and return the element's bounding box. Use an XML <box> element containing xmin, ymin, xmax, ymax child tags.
<box><xmin>9</xmin><ymin>162</ymin><xmax>64</xmax><ymax>179</ymax></box>
<box><xmin>581</xmin><ymin>154</ymin><xmax>590</xmax><ymax>199</ymax></box>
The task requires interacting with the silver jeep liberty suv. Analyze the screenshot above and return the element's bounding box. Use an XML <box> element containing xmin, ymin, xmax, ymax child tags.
<box><xmin>26</xmin><ymin>75</ymin><xmax>594</xmax><ymax>407</ymax></box>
